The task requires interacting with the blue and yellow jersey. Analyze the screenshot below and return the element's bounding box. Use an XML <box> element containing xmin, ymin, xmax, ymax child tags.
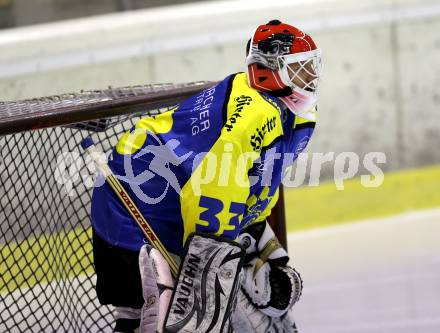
<box><xmin>91</xmin><ymin>72</ymin><xmax>315</xmax><ymax>254</ymax></box>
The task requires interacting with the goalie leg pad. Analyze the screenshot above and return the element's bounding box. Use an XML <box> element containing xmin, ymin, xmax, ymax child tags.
<box><xmin>138</xmin><ymin>244</ymin><xmax>175</xmax><ymax>333</ymax></box>
<box><xmin>114</xmin><ymin>307</ymin><xmax>141</xmax><ymax>333</ymax></box>
<box><xmin>164</xmin><ymin>233</ymin><xmax>246</xmax><ymax>333</ymax></box>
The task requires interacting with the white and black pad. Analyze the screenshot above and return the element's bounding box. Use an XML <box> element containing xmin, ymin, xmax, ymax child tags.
<box><xmin>164</xmin><ymin>233</ymin><xmax>245</xmax><ymax>333</ymax></box>
<box><xmin>231</xmin><ymin>289</ymin><xmax>299</xmax><ymax>333</ymax></box>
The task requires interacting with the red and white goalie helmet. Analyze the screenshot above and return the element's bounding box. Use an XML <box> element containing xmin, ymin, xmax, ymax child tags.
<box><xmin>246</xmin><ymin>20</ymin><xmax>322</xmax><ymax>121</ymax></box>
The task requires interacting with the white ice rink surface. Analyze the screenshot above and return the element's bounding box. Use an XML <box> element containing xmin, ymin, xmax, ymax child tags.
<box><xmin>288</xmin><ymin>209</ymin><xmax>440</xmax><ymax>333</ymax></box>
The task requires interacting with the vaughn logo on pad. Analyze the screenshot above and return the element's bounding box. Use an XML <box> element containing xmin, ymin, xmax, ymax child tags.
<box><xmin>164</xmin><ymin>233</ymin><xmax>245</xmax><ymax>333</ymax></box>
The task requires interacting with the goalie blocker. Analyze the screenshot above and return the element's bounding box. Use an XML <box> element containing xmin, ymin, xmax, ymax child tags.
<box><xmin>164</xmin><ymin>233</ymin><xmax>246</xmax><ymax>333</ymax></box>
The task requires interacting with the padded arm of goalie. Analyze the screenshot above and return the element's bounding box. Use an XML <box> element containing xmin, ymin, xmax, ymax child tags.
<box><xmin>238</xmin><ymin>221</ymin><xmax>303</xmax><ymax>318</ymax></box>
<box><xmin>238</xmin><ymin>221</ymin><xmax>289</xmax><ymax>266</ymax></box>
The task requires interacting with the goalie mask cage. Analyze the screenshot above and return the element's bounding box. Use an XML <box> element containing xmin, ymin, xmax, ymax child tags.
<box><xmin>0</xmin><ymin>81</ymin><xmax>286</xmax><ymax>333</ymax></box>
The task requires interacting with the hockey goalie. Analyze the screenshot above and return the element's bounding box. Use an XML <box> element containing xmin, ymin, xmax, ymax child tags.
<box><xmin>90</xmin><ymin>19</ymin><xmax>321</xmax><ymax>332</ymax></box>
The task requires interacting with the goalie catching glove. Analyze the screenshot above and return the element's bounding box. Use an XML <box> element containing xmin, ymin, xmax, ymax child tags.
<box><xmin>238</xmin><ymin>221</ymin><xmax>303</xmax><ymax>317</ymax></box>
<box><xmin>231</xmin><ymin>289</ymin><xmax>299</xmax><ymax>333</ymax></box>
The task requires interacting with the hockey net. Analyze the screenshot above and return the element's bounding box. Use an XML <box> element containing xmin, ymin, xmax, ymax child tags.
<box><xmin>0</xmin><ymin>81</ymin><xmax>286</xmax><ymax>332</ymax></box>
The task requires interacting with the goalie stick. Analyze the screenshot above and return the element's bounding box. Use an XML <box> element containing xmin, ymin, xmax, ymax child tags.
<box><xmin>81</xmin><ymin>136</ymin><xmax>179</xmax><ymax>277</ymax></box>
